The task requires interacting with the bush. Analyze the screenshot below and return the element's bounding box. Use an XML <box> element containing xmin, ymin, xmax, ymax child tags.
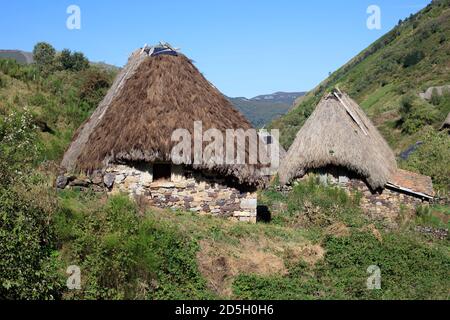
<box><xmin>56</xmin><ymin>193</ymin><xmax>212</xmax><ymax>300</ymax></box>
<box><xmin>0</xmin><ymin>111</ymin><xmax>37</xmax><ymax>186</ymax></box>
<box><xmin>0</xmin><ymin>186</ymin><xmax>64</xmax><ymax>299</ymax></box>
<box><xmin>78</xmin><ymin>67</ymin><xmax>112</xmax><ymax>109</ymax></box>
<box><xmin>269</xmin><ymin>178</ymin><xmax>365</xmax><ymax>229</ymax></box>
<box><xmin>58</xmin><ymin>49</ymin><xmax>89</xmax><ymax>72</ymax></box>
<box><xmin>315</xmin><ymin>232</ymin><xmax>450</xmax><ymax>299</ymax></box>
<box><xmin>402</xmin><ymin>50</ymin><xmax>425</xmax><ymax>68</ymax></box>
<box><xmin>233</xmin><ymin>231</ymin><xmax>450</xmax><ymax>300</ymax></box>
<box><xmin>0</xmin><ymin>59</ymin><xmax>38</xmax><ymax>83</ymax></box>
<box><xmin>399</xmin><ymin>94</ymin><xmax>438</xmax><ymax>134</ymax></box>
<box><xmin>401</xmin><ymin>127</ymin><xmax>450</xmax><ymax>193</ymax></box>
<box><xmin>33</xmin><ymin>42</ymin><xmax>56</xmax><ymax>74</ymax></box>
<box><xmin>0</xmin><ymin>112</ymin><xmax>64</xmax><ymax>299</ymax></box>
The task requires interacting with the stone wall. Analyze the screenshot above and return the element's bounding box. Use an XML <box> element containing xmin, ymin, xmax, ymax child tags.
<box><xmin>347</xmin><ymin>180</ymin><xmax>425</xmax><ymax>225</ymax></box>
<box><xmin>104</xmin><ymin>164</ymin><xmax>258</xmax><ymax>223</ymax></box>
<box><xmin>298</xmin><ymin>170</ymin><xmax>428</xmax><ymax>226</ymax></box>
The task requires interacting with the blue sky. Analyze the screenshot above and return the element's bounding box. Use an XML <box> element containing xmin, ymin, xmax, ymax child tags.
<box><xmin>0</xmin><ymin>0</ymin><xmax>430</xmax><ymax>97</ymax></box>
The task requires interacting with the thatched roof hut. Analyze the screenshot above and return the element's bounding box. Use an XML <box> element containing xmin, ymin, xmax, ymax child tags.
<box><xmin>441</xmin><ymin>112</ymin><xmax>450</xmax><ymax>130</ymax></box>
<box><xmin>61</xmin><ymin>45</ymin><xmax>262</xmax><ymax>185</ymax></box>
<box><xmin>279</xmin><ymin>90</ymin><xmax>397</xmax><ymax>190</ymax></box>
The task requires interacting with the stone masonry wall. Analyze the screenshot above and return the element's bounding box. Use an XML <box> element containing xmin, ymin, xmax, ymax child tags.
<box><xmin>105</xmin><ymin>164</ymin><xmax>258</xmax><ymax>223</ymax></box>
<box><xmin>298</xmin><ymin>171</ymin><xmax>428</xmax><ymax>226</ymax></box>
<box><xmin>347</xmin><ymin>180</ymin><xmax>425</xmax><ymax>226</ymax></box>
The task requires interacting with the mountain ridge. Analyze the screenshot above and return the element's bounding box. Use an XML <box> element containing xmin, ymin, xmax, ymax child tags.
<box><xmin>228</xmin><ymin>91</ymin><xmax>305</xmax><ymax>128</ymax></box>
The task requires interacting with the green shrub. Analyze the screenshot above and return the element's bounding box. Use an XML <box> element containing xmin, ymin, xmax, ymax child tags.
<box><xmin>399</xmin><ymin>94</ymin><xmax>438</xmax><ymax>134</ymax></box>
<box><xmin>57</xmin><ymin>194</ymin><xmax>212</xmax><ymax>300</ymax></box>
<box><xmin>33</xmin><ymin>42</ymin><xmax>56</xmax><ymax>75</ymax></box>
<box><xmin>233</xmin><ymin>231</ymin><xmax>450</xmax><ymax>300</ymax></box>
<box><xmin>0</xmin><ymin>186</ymin><xmax>64</xmax><ymax>299</ymax></box>
<box><xmin>401</xmin><ymin>127</ymin><xmax>450</xmax><ymax>193</ymax></box>
<box><xmin>233</xmin><ymin>272</ymin><xmax>322</xmax><ymax>300</ymax></box>
<box><xmin>0</xmin><ymin>111</ymin><xmax>38</xmax><ymax>186</ymax></box>
<box><xmin>58</xmin><ymin>49</ymin><xmax>89</xmax><ymax>72</ymax></box>
<box><xmin>290</xmin><ymin>178</ymin><xmax>363</xmax><ymax>226</ymax></box>
<box><xmin>402</xmin><ymin>50</ymin><xmax>425</xmax><ymax>68</ymax></box>
<box><xmin>315</xmin><ymin>232</ymin><xmax>450</xmax><ymax>299</ymax></box>
<box><xmin>0</xmin><ymin>112</ymin><xmax>64</xmax><ymax>299</ymax></box>
<box><xmin>268</xmin><ymin>178</ymin><xmax>365</xmax><ymax>229</ymax></box>
<box><xmin>78</xmin><ymin>67</ymin><xmax>112</xmax><ymax>109</ymax></box>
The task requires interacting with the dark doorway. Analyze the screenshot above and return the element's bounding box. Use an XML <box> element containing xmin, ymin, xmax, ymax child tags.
<box><xmin>153</xmin><ymin>163</ymin><xmax>172</xmax><ymax>181</ymax></box>
<box><xmin>257</xmin><ymin>205</ymin><xmax>271</xmax><ymax>223</ymax></box>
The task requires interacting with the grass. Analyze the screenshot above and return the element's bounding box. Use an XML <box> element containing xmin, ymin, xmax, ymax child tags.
<box><xmin>52</xmin><ymin>177</ymin><xmax>450</xmax><ymax>300</ymax></box>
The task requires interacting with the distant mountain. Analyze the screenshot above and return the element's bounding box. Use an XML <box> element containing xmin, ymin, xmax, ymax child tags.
<box><xmin>90</xmin><ymin>61</ymin><xmax>121</xmax><ymax>72</ymax></box>
<box><xmin>228</xmin><ymin>92</ymin><xmax>305</xmax><ymax>128</ymax></box>
<box><xmin>0</xmin><ymin>50</ymin><xmax>34</xmax><ymax>64</ymax></box>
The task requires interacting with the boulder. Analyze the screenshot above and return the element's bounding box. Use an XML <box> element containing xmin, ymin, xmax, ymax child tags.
<box><xmin>104</xmin><ymin>173</ymin><xmax>115</xmax><ymax>189</ymax></box>
<box><xmin>56</xmin><ymin>175</ymin><xmax>68</xmax><ymax>189</ymax></box>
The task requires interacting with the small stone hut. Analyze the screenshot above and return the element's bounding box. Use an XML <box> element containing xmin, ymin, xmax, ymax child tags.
<box><xmin>279</xmin><ymin>90</ymin><xmax>435</xmax><ymax>221</ymax></box>
<box><xmin>60</xmin><ymin>44</ymin><xmax>267</xmax><ymax>223</ymax></box>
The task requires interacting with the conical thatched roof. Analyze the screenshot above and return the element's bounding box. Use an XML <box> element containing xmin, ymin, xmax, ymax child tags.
<box><xmin>61</xmin><ymin>46</ymin><xmax>261</xmax><ymax>184</ymax></box>
<box><xmin>279</xmin><ymin>90</ymin><xmax>397</xmax><ymax>190</ymax></box>
<box><xmin>441</xmin><ymin>112</ymin><xmax>450</xmax><ymax>130</ymax></box>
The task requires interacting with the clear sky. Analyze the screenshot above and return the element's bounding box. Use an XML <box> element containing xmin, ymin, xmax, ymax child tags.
<box><xmin>0</xmin><ymin>0</ymin><xmax>430</xmax><ymax>98</ymax></box>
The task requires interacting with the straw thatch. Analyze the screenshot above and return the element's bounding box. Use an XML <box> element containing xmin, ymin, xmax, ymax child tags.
<box><xmin>279</xmin><ymin>90</ymin><xmax>397</xmax><ymax>190</ymax></box>
<box><xmin>441</xmin><ymin>112</ymin><xmax>450</xmax><ymax>130</ymax></box>
<box><xmin>61</xmin><ymin>48</ymin><xmax>262</xmax><ymax>185</ymax></box>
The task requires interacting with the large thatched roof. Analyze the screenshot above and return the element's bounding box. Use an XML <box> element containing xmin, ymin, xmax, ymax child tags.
<box><xmin>61</xmin><ymin>46</ymin><xmax>262</xmax><ymax>184</ymax></box>
<box><xmin>441</xmin><ymin>112</ymin><xmax>450</xmax><ymax>130</ymax></box>
<box><xmin>279</xmin><ymin>90</ymin><xmax>397</xmax><ymax>190</ymax></box>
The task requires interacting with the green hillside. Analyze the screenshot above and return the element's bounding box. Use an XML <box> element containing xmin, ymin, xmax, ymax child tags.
<box><xmin>269</xmin><ymin>0</ymin><xmax>450</xmax><ymax>192</ymax></box>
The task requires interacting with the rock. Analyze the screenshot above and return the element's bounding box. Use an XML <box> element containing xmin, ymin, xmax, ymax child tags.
<box><xmin>56</xmin><ymin>175</ymin><xmax>68</xmax><ymax>189</ymax></box>
<box><xmin>104</xmin><ymin>173</ymin><xmax>115</xmax><ymax>189</ymax></box>
<box><xmin>240</xmin><ymin>199</ymin><xmax>257</xmax><ymax>210</ymax></box>
<box><xmin>150</xmin><ymin>181</ymin><xmax>175</xmax><ymax>189</ymax></box>
<box><xmin>168</xmin><ymin>196</ymin><xmax>180</xmax><ymax>202</ymax></box>
<box><xmin>115</xmin><ymin>174</ymin><xmax>126</xmax><ymax>184</ymax></box>
<box><xmin>216</xmin><ymin>199</ymin><xmax>226</xmax><ymax>206</ymax></box>
<box><xmin>69</xmin><ymin>179</ymin><xmax>90</xmax><ymax>187</ymax></box>
<box><xmin>140</xmin><ymin>171</ymin><xmax>153</xmax><ymax>187</ymax></box>
<box><xmin>91</xmin><ymin>174</ymin><xmax>103</xmax><ymax>185</ymax></box>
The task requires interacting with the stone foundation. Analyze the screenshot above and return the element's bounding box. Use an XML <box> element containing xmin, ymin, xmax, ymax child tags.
<box><xmin>348</xmin><ymin>180</ymin><xmax>425</xmax><ymax>225</ymax></box>
<box><xmin>298</xmin><ymin>170</ymin><xmax>429</xmax><ymax>225</ymax></box>
<box><xmin>104</xmin><ymin>164</ymin><xmax>258</xmax><ymax>223</ymax></box>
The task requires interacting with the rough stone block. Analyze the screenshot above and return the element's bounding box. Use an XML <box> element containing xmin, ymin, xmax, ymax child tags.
<box><xmin>240</xmin><ymin>198</ymin><xmax>257</xmax><ymax>210</ymax></box>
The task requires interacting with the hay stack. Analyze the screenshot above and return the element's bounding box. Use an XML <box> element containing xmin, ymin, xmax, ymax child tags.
<box><xmin>61</xmin><ymin>46</ymin><xmax>261</xmax><ymax>185</ymax></box>
<box><xmin>279</xmin><ymin>90</ymin><xmax>397</xmax><ymax>190</ymax></box>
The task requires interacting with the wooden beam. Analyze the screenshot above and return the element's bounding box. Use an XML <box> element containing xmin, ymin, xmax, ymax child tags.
<box><xmin>333</xmin><ymin>91</ymin><xmax>368</xmax><ymax>136</ymax></box>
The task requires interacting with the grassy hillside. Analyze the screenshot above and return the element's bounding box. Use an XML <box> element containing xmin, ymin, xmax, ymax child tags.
<box><xmin>0</xmin><ymin>56</ymin><xmax>116</xmax><ymax>163</ymax></box>
<box><xmin>269</xmin><ymin>0</ymin><xmax>450</xmax><ymax>193</ymax></box>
